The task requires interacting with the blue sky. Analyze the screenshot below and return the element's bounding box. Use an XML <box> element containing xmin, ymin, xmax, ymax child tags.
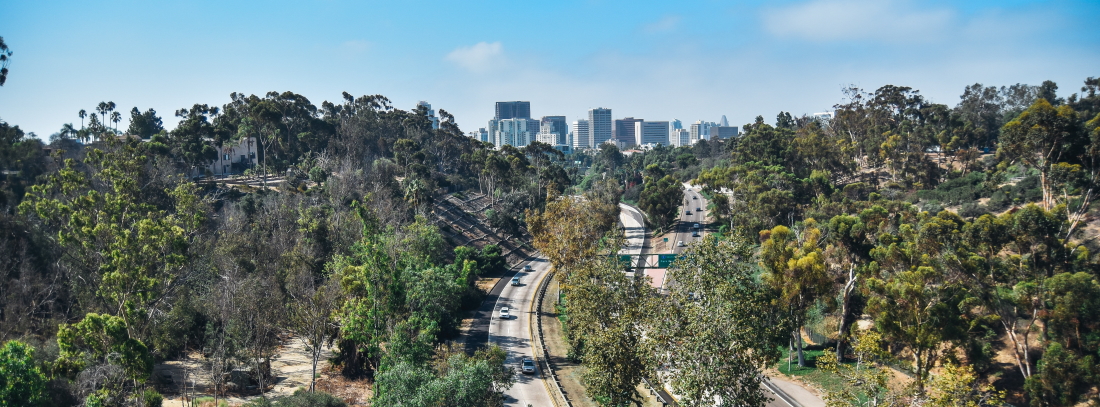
<box><xmin>2</xmin><ymin>0</ymin><xmax>1099</xmax><ymax>138</ymax></box>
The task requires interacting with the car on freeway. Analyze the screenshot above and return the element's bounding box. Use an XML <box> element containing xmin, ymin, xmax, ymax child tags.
<box><xmin>511</xmin><ymin>276</ymin><xmax>521</xmax><ymax>286</ymax></box>
<box><xmin>693</xmin><ymin>223</ymin><xmax>700</xmax><ymax>229</ymax></box>
<box><xmin>696</xmin><ymin>207</ymin><xmax>702</xmax><ymax>211</ymax></box>
<box><xmin>500</xmin><ymin>307</ymin><xmax>510</xmax><ymax>319</ymax></box>
<box><xmin>677</xmin><ymin>240</ymin><xmax>685</xmax><ymax>247</ymax></box>
<box><xmin>692</xmin><ymin>195</ymin><xmax>697</xmax><ymax>200</ymax></box>
<box><xmin>523</xmin><ymin>264</ymin><xmax>533</xmax><ymax>272</ymax></box>
<box><xmin>521</xmin><ymin>357</ymin><xmax>536</xmax><ymax>374</ymax></box>
<box><xmin>685</xmin><ymin>210</ymin><xmax>691</xmax><ymax>215</ymax></box>
<box><xmin>692</xmin><ymin>231</ymin><xmax>700</xmax><ymax>237</ymax></box>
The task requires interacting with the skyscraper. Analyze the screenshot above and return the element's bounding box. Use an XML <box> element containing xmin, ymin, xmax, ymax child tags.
<box><xmin>588</xmin><ymin>108</ymin><xmax>612</xmax><ymax>147</ymax></box>
<box><xmin>672</xmin><ymin>128</ymin><xmax>691</xmax><ymax>147</ymax></box>
<box><xmin>636</xmin><ymin>121</ymin><xmax>670</xmax><ymax>146</ymax></box>
<box><xmin>494</xmin><ymin>118</ymin><xmax>536</xmax><ymax>147</ymax></box>
<box><xmin>417</xmin><ymin>101</ymin><xmax>439</xmax><ymax>129</ymax></box>
<box><xmin>690</xmin><ymin>120</ymin><xmax>716</xmax><ymax>142</ymax></box>
<box><xmin>711</xmin><ymin>126</ymin><xmax>739</xmax><ymax>139</ymax></box>
<box><xmin>572</xmin><ymin>119</ymin><xmax>590</xmax><ymax>150</ymax></box>
<box><xmin>614</xmin><ymin>117</ymin><xmax>642</xmax><ymax>148</ymax></box>
<box><xmin>719</xmin><ymin>115</ymin><xmax>729</xmax><ymax>127</ymax></box>
<box><xmin>540</xmin><ymin>116</ymin><xmax>569</xmax><ymax>145</ymax></box>
<box><xmin>495</xmin><ymin>101</ymin><xmax>531</xmax><ymax>120</ymax></box>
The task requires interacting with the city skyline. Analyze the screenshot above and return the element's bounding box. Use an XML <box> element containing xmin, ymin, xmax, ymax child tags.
<box><xmin>2</xmin><ymin>1</ymin><xmax>1098</xmax><ymax>139</ymax></box>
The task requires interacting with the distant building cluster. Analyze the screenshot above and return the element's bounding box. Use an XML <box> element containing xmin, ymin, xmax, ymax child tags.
<box><xmin>467</xmin><ymin>101</ymin><xmax>741</xmax><ymax>152</ymax></box>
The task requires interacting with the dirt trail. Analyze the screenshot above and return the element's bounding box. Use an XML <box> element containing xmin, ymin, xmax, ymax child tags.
<box><xmin>154</xmin><ymin>336</ymin><xmax>368</xmax><ymax>406</ymax></box>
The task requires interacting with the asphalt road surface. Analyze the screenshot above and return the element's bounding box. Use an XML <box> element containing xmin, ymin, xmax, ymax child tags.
<box><xmin>489</xmin><ymin>257</ymin><xmax>556</xmax><ymax>407</ymax></box>
<box><xmin>673</xmin><ymin>186</ymin><xmax>709</xmax><ymax>254</ymax></box>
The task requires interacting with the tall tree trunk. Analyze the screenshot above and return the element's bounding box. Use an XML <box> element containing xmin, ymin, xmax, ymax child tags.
<box><xmin>836</xmin><ymin>266</ymin><xmax>857</xmax><ymax>360</ymax></box>
<box><xmin>795</xmin><ymin>325</ymin><xmax>806</xmax><ymax>368</ymax></box>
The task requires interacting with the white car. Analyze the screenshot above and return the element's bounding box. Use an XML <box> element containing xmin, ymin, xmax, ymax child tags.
<box><xmin>500</xmin><ymin>307</ymin><xmax>510</xmax><ymax>319</ymax></box>
<box><xmin>511</xmin><ymin>276</ymin><xmax>521</xmax><ymax>286</ymax></box>
<box><xmin>522</xmin><ymin>357</ymin><xmax>536</xmax><ymax>374</ymax></box>
<box><xmin>693</xmin><ymin>223</ymin><xmax>700</xmax><ymax>229</ymax></box>
<box><xmin>523</xmin><ymin>264</ymin><xmax>533</xmax><ymax>272</ymax></box>
<box><xmin>677</xmin><ymin>240</ymin><xmax>685</xmax><ymax>247</ymax></box>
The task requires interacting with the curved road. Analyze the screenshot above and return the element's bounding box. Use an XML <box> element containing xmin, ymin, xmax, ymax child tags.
<box><xmin>488</xmin><ymin>257</ymin><xmax>556</xmax><ymax>406</ymax></box>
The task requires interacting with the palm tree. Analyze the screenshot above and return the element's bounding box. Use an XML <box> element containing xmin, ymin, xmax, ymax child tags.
<box><xmin>110</xmin><ymin>111</ymin><xmax>121</xmax><ymax>133</ymax></box>
<box><xmin>96</xmin><ymin>102</ymin><xmax>108</xmax><ymax>127</ymax></box>
<box><xmin>78</xmin><ymin>109</ymin><xmax>86</xmax><ymax>130</ymax></box>
<box><xmin>60</xmin><ymin>123</ymin><xmax>76</xmax><ymax>140</ymax></box>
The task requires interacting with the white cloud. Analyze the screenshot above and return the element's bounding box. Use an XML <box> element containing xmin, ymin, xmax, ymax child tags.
<box><xmin>445</xmin><ymin>42</ymin><xmax>505</xmax><ymax>73</ymax></box>
<box><xmin>643</xmin><ymin>15</ymin><xmax>681</xmax><ymax>33</ymax></box>
<box><xmin>762</xmin><ymin>0</ymin><xmax>954</xmax><ymax>43</ymax></box>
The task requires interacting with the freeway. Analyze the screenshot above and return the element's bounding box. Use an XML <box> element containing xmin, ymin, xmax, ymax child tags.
<box><xmin>488</xmin><ymin>256</ymin><xmax>556</xmax><ymax>407</ymax></box>
<box><xmin>672</xmin><ymin>185</ymin><xmax>708</xmax><ymax>254</ymax></box>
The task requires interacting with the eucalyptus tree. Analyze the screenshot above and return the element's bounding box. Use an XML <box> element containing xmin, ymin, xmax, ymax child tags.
<box><xmin>650</xmin><ymin>236</ymin><xmax>789</xmax><ymax>407</ymax></box>
<box><xmin>0</xmin><ymin>36</ymin><xmax>11</xmax><ymax>86</ymax></box>
<box><xmin>759</xmin><ymin>220</ymin><xmax>831</xmax><ymax>368</ymax></box>
<box><xmin>19</xmin><ymin>137</ymin><xmax>207</xmax><ymax>337</ymax></box>
<box><xmin>999</xmin><ymin>99</ymin><xmax>1086</xmax><ymax>209</ymax></box>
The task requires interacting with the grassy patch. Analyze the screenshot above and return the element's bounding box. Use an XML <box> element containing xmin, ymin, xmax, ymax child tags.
<box><xmin>773</xmin><ymin>347</ymin><xmax>849</xmax><ymax>397</ymax></box>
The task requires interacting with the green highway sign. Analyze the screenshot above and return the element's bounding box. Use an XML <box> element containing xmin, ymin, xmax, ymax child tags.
<box><xmin>618</xmin><ymin>255</ymin><xmax>632</xmax><ymax>266</ymax></box>
<box><xmin>657</xmin><ymin>254</ymin><xmax>677</xmax><ymax>268</ymax></box>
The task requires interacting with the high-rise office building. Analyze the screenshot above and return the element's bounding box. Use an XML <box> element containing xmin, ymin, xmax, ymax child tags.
<box><xmin>719</xmin><ymin>115</ymin><xmax>729</xmax><ymax>127</ymax></box>
<box><xmin>467</xmin><ymin>128</ymin><xmax>489</xmax><ymax>143</ymax></box>
<box><xmin>540</xmin><ymin>116</ymin><xmax>569</xmax><ymax>145</ymax></box>
<box><xmin>417</xmin><ymin>101</ymin><xmax>439</xmax><ymax>129</ymax></box>
<box><xmin>588</xmin><ymin>108</ymin><xmax>612</xmax><ymax>147</ymax></box>
<box><xmin>711</xmin><ymin>126</ymin><xmax>739</xmax><ymax>139</ymax></box>
<box><xmin>572</xmin><ymin>119</ymin><xmax>590</xmax><ymax>150</ymax></box>
<box><xmin>495</xmin><ymin>101</ymin><xmax>531</xmax><ymax>120</ymax></box>
<box><xmin>672</xmin><ymin>128</ymin><xmax>691</xmax><ymax>147</ymax></box>
<box><xmin>494</xmin><ymin>118</ymin><xmax>536</xmax><ymax>147</ymax></box>
<box><xmin>636</xmin><ymin>121</ymin><xmax>670</xmax><ymax>146</ymax></box>
<box><xmin>690</xmin><ymin>120</ymin><xmax>716</xmax><ymax>142</ymax></box>
<box><xmin>670</xmin><ymin>119</ymin><xmax>683</xmax><ymax>131</ymax></box>
<box><xmin>614</xmin><ymin>117</ymin><xmax>642</xmax><ymax>148</ymax></box>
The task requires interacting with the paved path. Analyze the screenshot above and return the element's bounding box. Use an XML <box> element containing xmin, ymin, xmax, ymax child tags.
<box><xmin>489</xmin><ymin>256</ymin><xmax>556</xmax><ymax>407</ymax></box>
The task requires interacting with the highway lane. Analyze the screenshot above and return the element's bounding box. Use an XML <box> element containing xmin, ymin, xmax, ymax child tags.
<box><xmin>662</xmin><ymin>186</ymin><xmax>794</xmax><ymax>407</ymax></box>
<box><xmin>489</xmin><ymin>257</ymin><xmax>556</xmax><ymax>407</ymax></box>
<box><xmin>672</xmin><ymin>185</ymin><xmax>708</xmax><ymax>254</ymax></box>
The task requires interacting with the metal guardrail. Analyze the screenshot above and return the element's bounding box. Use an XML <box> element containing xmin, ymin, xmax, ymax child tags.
<box><xmin>533</xmin><ymin>270</ymin><xmax>573</xmax><ymax>407</ymax></box>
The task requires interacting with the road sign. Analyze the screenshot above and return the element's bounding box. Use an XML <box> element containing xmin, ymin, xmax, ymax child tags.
<box><xmin>618</xmin><ymin>255</ymin><xmax>632</xmax><ymax>266</ymax></box>
<box><xmin>657</xmin><ymin>254</ymin><xmax>677</xmax><ymax>268</ymax></box>
<box><xmin>663</xmin><ymin>238</ymin><xmax>668</xmax><ymax>242</ymax></box>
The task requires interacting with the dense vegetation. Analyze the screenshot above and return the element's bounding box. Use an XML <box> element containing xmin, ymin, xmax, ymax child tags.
<box><xmin>530</xmin><ymin>77</ymin><xmax>1100</xmax><ymax>406</ymax></box>
<box><xmin>2</xmin><ymin>72</ymin><xmax>1100</xmax><ymax>407</ymax></box>
<box><xmin>0</xmin><ymin>91</ymin><xmax>571</xmax><ymax>406</ymax></box>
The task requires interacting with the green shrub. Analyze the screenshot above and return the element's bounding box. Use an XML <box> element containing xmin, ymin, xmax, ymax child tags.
<box><xmin>916</xmin><ymin>171</ymin><xmax>990</xmax><ymax>205</ymax></box>
<box><xmin>193</xmin><ymin>396</ymin><xmax>228</xmax><ymax>407</ymax></box>
<box><xmin>142</xmin><ymin>389</ymin><xmax>163</xmax><ymax>407</ymax></box>
<box><xmin>0</xmin><ymin>341</ymin><xmax>48</xmax><ymax>407</ymax></box>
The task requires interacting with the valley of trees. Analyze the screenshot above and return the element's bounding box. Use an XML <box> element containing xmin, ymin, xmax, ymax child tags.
<box><xmin>1</xmin><ymin>75</ymin><xmax>1099</xmax><ymax>407</ymax></box>
<box><xmin>1</xmin><ymin>91</ymin><xmax>571</xmax><ymax>406</ymax></box>
<box><xmin>530</xmin><ymin>78</ymin><xmax>1100</xmax><ymax>407</ymax></box>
